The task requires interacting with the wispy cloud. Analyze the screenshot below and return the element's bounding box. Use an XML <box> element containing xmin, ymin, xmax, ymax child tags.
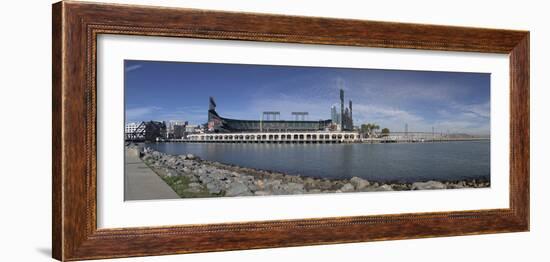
<box><xmin>247</xmin><ymin>94</ymin><xmax>332</xmax><ymax>121</ymax></box>
<box><xmin>353</xmin><ymin>104</ymin><xmax>423</xmax><ymax>123</ymax></box>
<box><xmin>450</xmin><ymin>101</ymin><xmax>490</xmax><ymax>119</ymax></box>
<box><xmin>125</xmin><ymin>64</ymin><xmax>143</xmax><ymax>73</ymax></box>
<box><xmin>125</xmin><ymin>106</ymin><xmax>160</xmax><ymax>121</ymax></box>
<box><xmin>334</xmin><ymin>77</ymin><xmax>349</xmax><ymax>91</ymax></box>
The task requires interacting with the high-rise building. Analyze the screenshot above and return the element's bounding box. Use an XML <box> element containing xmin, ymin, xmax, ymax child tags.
<box><xmin>338</xmin><ymin>89</ymin><xmax>354</xmax><ymax>131</ymax></box>
<box><xmin>340</xmin><ymin>89</ymin><xmax>344</xmax><ymax>128</ymax></box>
<box><xmin>331</xmin><ymin>105</ymin><xmax>339</xmax><ymax>124</ymax></box>
<box><xmin>349</xmin><ymin>100</ymin><xmax>353</xmax><ymax>125</ymax></box>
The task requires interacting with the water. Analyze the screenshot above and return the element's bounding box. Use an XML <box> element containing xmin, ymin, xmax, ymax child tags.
<box><xmin>147</xmin><ymin>141</ymin><xmax>490</xmax><ymax>183</ymax></box>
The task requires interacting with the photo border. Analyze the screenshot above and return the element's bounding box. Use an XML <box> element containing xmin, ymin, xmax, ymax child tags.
<box><xmin>98</xmin><ymin>34</ymin><xmax>508</xmax><ymax>228</ymax></box>
<box><xmin>52</xmin><ymin>1</ymin><xmax>529</xmax><ymax>261</ymax></box>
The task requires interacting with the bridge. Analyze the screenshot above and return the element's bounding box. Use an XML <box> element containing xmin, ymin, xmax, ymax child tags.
<box><xmin>364</xmin><ymin>132</ymin><xmax>490</xmax><ymax>143</ymax></box>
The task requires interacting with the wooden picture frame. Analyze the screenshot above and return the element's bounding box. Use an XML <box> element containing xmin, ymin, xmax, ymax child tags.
<box><xmin>52</xmin><ymin>1</ymin><xmax>529</xmax><ymax>261</ymax></box>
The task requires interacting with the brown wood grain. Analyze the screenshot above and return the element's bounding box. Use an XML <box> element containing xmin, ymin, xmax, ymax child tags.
<box><xmin>52</xmin><ymin>1</ymin><xmax>530</xmax><ymax>261</ymax></box>
<box><xmin>52</xmin><ymin>2</ymin><xmax>63</xmax><ymax>260</ymax></box>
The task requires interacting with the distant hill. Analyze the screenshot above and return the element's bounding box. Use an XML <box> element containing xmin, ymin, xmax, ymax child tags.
<box><xmin>447</xmin><ymin>133</ymin><xmax>489</xmax><ymax>139</ymax></box>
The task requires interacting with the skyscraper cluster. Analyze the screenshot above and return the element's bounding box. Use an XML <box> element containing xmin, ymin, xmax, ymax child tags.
<box><xmin>331</xmin><ymin>89</ymin><xmax>353</xmax><ymax>131</ymax></box>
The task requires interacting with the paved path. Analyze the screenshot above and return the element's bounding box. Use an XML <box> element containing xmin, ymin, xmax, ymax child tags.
<box><xmin>125</xmin><ymin>148</ymin><xmax>179</xmax><ymax>200</ymax></box>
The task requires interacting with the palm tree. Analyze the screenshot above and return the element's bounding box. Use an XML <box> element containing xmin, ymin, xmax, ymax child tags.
<box><xmin>360</xmin><ymin>123</ymin><xmax>380</xmax><ymax>138</ymax></box>
<box><xmin>381</xmin><ymin>128</ymin><xmax>390</xmax><ymax>137</ymax></box>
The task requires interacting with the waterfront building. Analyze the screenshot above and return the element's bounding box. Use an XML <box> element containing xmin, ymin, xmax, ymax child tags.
<box><xmin>144</xmin><ymin>121</ymin><xmax>167</xmax><ymax>141</ymax></box>
<box><xmin>125</xmin><ymin>121</ymin><xmax>167</xmax><ymax>142</ymax></box>
<box><xmin>165</xmin><ymin>120</ymin><xmax>186</xmax><ymax>138</ymax></box>
<box><xmin>185</xmin><ymin>124</ymin><xmax>199</xmax><ymax>133</ymax></box>
<box><xmin>125</xmin><ymin>122</ymin><xmax>140</xmax><ymax>134</ymax></box>
<box><xmin>173</xmin><ymin>124</ymin><xmax>186</xmax><ymax>139</ymax></box>
<box><xmin>125</xmin><ymin>122</ymin><xmax>146</xmax><ymax>140</ymax></box>
<box><xmin>188</xmin><ymin>131</ymin><xmax>358</xmax><ymax>143</ymax></box>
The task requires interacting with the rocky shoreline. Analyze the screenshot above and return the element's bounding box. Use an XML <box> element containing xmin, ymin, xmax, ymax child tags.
<box><xmin>130</xmin><ymin>144</ymin><xmax>490</xmax><ymax>198</ymax></box>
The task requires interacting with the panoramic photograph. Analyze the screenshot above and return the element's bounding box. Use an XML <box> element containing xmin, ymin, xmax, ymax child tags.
<box><xmin>124</xmin><ymin>60</ymin><xmax>490</xmax><ymax>200</ymax></box>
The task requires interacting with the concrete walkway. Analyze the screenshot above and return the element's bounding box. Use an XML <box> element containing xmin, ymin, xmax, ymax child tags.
<box><xmin>124</xmin><ymin>148</ymin><xmax>179</xmax><ymax>200</ymax></box>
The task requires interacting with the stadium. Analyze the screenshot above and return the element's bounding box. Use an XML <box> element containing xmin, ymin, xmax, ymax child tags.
<box><xmin>206</xmin><ymin>89</ymin><xmax>354</xmax><ymax>133</ymax></box>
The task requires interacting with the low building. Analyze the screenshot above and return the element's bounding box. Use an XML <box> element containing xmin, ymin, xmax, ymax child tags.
<box><xmin>185</xmin><ymin>124</ymin><xmax>199</xmax><ymax>133</ymax></box>
<box><xmin>173</xmin><ymin>124</ymin><xmax>186</xmax><ymax>139</ymax></box>
<box><xmin>125</xmin><ymin>122</ymin><xmax>144</xmax><ymax>140</ymax></box>
<box><xmin>125</xmin><ymin>121</ymin><xmax>167</xmax><ymax>142</ymax></box>
<box><xmin>125</xmin><ymin>122</ymin><xmax>139</xmax><ymax>134</ymax></box>
<box><xmin>188</xmin><ymin>131</ymin><xmax>359</xmax><ymax>143</ymax></box>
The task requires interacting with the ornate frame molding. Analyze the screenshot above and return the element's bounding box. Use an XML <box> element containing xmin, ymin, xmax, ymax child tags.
<box><xmin>53</xmin><ymin>1</ymin><xmax>529</xmax><ymax>261</ymax></box>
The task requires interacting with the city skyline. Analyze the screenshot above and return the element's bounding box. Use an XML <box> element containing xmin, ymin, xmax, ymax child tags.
<box><xmin>125</xmin><ymin>60</ymin><xmax>491</xmax><ymax>136</ymax></box>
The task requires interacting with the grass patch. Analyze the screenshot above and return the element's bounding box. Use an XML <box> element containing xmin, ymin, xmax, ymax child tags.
<box><xmin>161</xmin><ymin>175</ymin><xmax>214</xmax><ymax>198</ymax></box>
<box><xmin>143</xmin><ymin>158</ymin><xmax>217</xmax><ymax>198</ymax></box>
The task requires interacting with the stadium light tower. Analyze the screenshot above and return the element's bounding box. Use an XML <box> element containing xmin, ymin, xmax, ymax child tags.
<box><xmin>262</xmin><ymin>111</ymin><xmax>280</xmax><ymax>121</ymax></box>
<box><xmin>291</xmin><ymin>112</ymin><xmax>308</xmax><ymax>121</ymax></box>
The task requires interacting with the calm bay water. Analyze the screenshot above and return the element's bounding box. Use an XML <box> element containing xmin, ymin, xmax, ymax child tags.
<box><xmin>147</xmin><ymin>141</ymin><xmax>490</xmax><ymax>183</ymax></box>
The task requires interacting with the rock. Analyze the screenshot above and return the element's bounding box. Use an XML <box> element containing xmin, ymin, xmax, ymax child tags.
<box><xmin>288</xmin><ymin>176</ymin><xmax>303</xmax><ymax>183</ymax></box>
<box><xmin>205</xmin><ymin>169</ymin><xmax>218</xmax><ymax>176</ymax></box>
<box><xmin>254</xmin><ymin>191</ymin><xmax>269</xmax><ymax>196</ymax></box>
<box><xmin>282</xmin><ymin>182</ymin><xmax>305</xmax><ymax>194</ymax></box>
<box><xmin>332</xmin><ymin>181</ymin><xmax>345</xmax><ymax>190</ymax></box>
<box><xmin>391</xmin><ymin>184</ymin><xmax>410</xmax><ymax>191</ymax></box>
<box><xmin>303</xmin><ymin>177</ymin><xmax>317</xmax><ymax>190</ymax></box>
<box><xmin>182</xmin><ymin>160</ymin><xmax>195</xmax><ymax>166</ymax></box>
<box><xmin>206</xmin><ymin>182</ymin><xmax>223</xmax><ymax>194</ymax></box>
<box><xmin>411</xmin><ymin>181</ymin><xmax>447</xmax><ymax>190</ymax></box>
<box><xmin>447</xmin><ymin>181</ymin><xmax>464</xmax><ymax>189</ymax></box>
<box><xmin>264</xmin><ymin>180</ymin><xmax>282</xmax><ymax>191</ymax></box>
<box><xmin>340</xmin><ymin>183</ymin><xmax>355</xmax><ymax>192</ymax></box>
<box><xmin>225</xmin><ymin>181</ymin><xmax>252</xmax><ymax>196</ymax></box>
<box><xmin>350</xmin><ymin>177</ymin><xmax>370</xmax><ymax>190</ymax></box>
<box><xmin>186</xmin><ymin>154</ymin><xmax>196</xmax><ymax>160</ymax></box>
<box><xmin>186</xmin><ymin>174</ymin><xmax>199</xmax><ymax>183</ymax></box>
<box><xmin>166</xmin><ymin>156</ymin><xmax>178</xmax><ymax>165</ymax></box>
<box><xmin>318</xmin><ymin>180</ymin><xmax>334</xmax><ymax>191</ymax></box>
<box><xmin>188</xmin><ymin>182</ymin><xmax>202</xmax><ymax>188</ymax></box>
<box><xmin>196</xmin><ymin>168</ymin><xmax>207</xmax><ymax>175</ymax></box>
<box><xmin>363</xmin><ymin>184</ymin><xmax>393</xmax><ymax>191</ymax></box>
<box><xmin>198</xmin><ymin>174</ymin><xmax>213</xmax><ymax>184</ymax></box>
<box><xmin>255</xmin><ymin>179</ymin><xmax>265</xmax><ymax>190</ymax></box>
<box><xmin>151</xmin><ymin>151</ymin><xmax>161</xmax><ymax>158</ymax></box>
<box><xmin>378</xmin><ymin>184</ymin><xmax>394</xmax><ymax>191</ymax></box>
<box><xmin>240</xmin><ymin>175</ymin><xmax>255</xmax><ymax>184</ymax></box>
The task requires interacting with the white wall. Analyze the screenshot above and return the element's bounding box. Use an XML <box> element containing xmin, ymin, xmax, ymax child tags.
<box><xmin>0</xmin><ymin>0</ymin><xmax>546</xmax><ymax>261</ymax></box>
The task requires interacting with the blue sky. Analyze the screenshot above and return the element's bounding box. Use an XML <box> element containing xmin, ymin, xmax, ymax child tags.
<box><xmin>125</xmin><ymin>60</ymin><xmax>490</xmax><ymax>135</ymax></box>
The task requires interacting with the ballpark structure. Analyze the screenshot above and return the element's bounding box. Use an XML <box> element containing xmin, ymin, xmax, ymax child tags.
<box><xmin>188</xmin><ymin>89</ymin><xmax>359</xmax><ymax>143</ymax></box>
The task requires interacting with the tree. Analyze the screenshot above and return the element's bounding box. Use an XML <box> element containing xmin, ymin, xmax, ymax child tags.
<box><xmin>381</xmin><ymin>128</ymin><xmax>390</xmax><ymax>137</ymax></box>
<box><xmin>360</xmin><ymin>124</ymin><xmax>370</xmax><ymax>135</ymax></box>
<box><xmin>360</xmin><ymin>123</ymin><xmax>380</xmax><ymax>138</ymax></box>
